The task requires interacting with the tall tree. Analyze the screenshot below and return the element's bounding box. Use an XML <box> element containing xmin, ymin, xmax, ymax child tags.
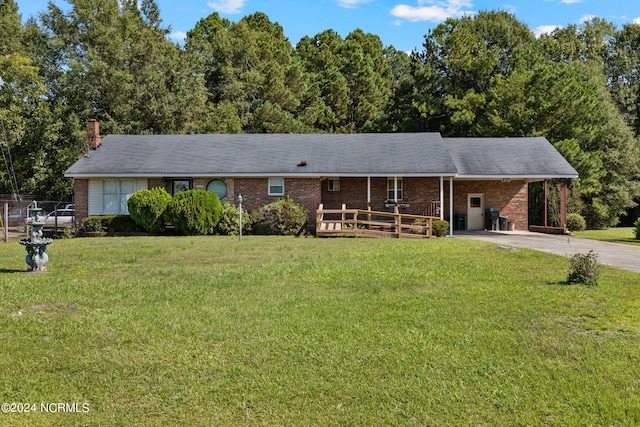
<box><xmin>413</xmin><ymin>10</ymin><xmax>540</xmax><ymax>135</ymax></box>
<box><xmin>607</xmin><ymin>23</ymin><xmax>640</xmax><ymax>136</ymax></box>
<box><xmin>38</xmin><ymin>0</ymin><xmax>206</xmax><ymax>135</ymax></box>
<box><xmin>0</xmin><ymin>0</ymin><xmax>74</xmax><ymax>199</ymax></box>
<box><xmin>187</xmin><ymin>12</ymin><xmax>310</xmax><ymax>133</ymax></box>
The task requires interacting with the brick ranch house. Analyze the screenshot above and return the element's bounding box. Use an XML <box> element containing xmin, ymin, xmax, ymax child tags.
<box><xmin>65</xmin><ymin>120</ymin><xmax>578</xmax><ymax>235</ymax></box>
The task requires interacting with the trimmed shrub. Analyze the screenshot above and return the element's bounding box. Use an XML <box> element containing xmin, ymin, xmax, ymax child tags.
<box><xmin>253</xmin><ymin>197</ymin><xmax>308</xmax><ymax>236</ymax></box>
<box><xmin>127</xmin><ymin>187</ymin><xmax>172</xmax><ymax>234</ymax></box>
<box><xmin>109</xmin><ymin>215</ymin><xmax>141</xmax><ymax>232</ymax></box>
<box><xmin>566</xmin><ymin>213</ymin><xmax>586</xmax><ymax>232</ymax></box>
<box><xmin>82</xmin><ymin>215</ymin><xmax>141</xmax><ymax>232</ymax></box>
<box><xmin>634</xmin><ymin>218</ymin><xmax>640</xmax><ymax>240</ymax></box>
<box><xmin>82</xmin><ymin>216</ymin><xmax>105</xmax><ymax>232</ymax></box>
<box><xmin>166</xmin><ymin>189</ymin><xmax>222</xmax><ymax>235</ymax></box>
<box><xmin>214</xmin><ymin>202</ymin><xmax>254</xmax><ymax>236</ymax></box>
<box><xmin>567</xmin><ymin>250</ymin><xmax>600</xmax><ymax>286</ymax></box>
<box><xmin>432</xmin><ymin>219</ymin><xmax>449</xmax><ymax>237</ymax></box>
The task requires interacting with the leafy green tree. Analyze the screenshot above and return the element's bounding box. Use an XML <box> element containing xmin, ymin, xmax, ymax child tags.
<box><xmin>484</xmin><ymin>60</ymin><xmax>640</xmax><ymax>227</ymax></box>
<box><xmin>0</xmin><ymin>0</ymin><xmax>75</xmax><ymax>199</ymax></box>
<box><xmin>38</xmin><ymin>0</ymin><xmax>206</xmax><ymax>135</ymax></box>
<box><xmin>413</xmin><ymin>10</ymin><xmax>540</xmax><ymax>135</ymax></box>
<box><xmin>608</xmin><ymin>23</ymin><xmax>640</xmax><ymax>136</ymax></box>
<box><xmin>296</xmin><ymin>30</ymin><xmax>350</xmax><ymax>131</ymax></box>
<box><xmin>187</xmin><ymin>12</ymin><xmax>310</xmax><ymax>133</ymax></box>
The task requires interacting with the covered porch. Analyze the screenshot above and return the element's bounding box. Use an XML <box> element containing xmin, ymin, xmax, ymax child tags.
<box><xmin>318</xmin><ymin>175</ymin><xmax>571</xmax><ymax>236</ymax></box>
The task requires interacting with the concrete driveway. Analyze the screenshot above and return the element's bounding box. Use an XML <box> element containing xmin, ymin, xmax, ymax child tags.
<box><xmin>454</xmin><ymin>230</ymin><xmax>640</xmax><ymax>273</ymax></box>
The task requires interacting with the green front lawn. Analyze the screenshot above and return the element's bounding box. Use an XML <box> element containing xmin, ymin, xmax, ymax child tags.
<box><xmin>1</xmin><ymin>236</ymin><xmax>639</xmax><ymax>426</ymax></box>
<box><xmin>573</xmin><ymin>227</ymin><xmax>640</xmax><ymax>246</ymax></box>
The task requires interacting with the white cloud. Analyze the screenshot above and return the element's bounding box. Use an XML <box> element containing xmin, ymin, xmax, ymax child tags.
<box><xmin>391</xmin><ymin>0</ymin><xmax>473</xmax><ymax>23</ymax></box>
<box><xmin>634</xmin><ymin>17</ymin><xmax>640</xmax><ymax>25</ymax></box>
<box><xmin>170</xmin><ymin>31</ymin><xmax>187</xmax><ymax>42</ymax></box>
<box><xmin>560</xmin><ymin>0</ymin><xmax>581</xmax><ymax>3</ymax></box>
<box><xmin>337</xmin><ymin>0</ymin><xmax>374</xmax><ymax>9</ymax></box>
<box><xmin>578</xmin><ymin>14</ymin><xmax>597</xmax><ymax>24</ymax></box>
<box><xmin>207</xmin><ymin>0</ymin><xmax>245</xmax><ymax>14</ymax></box>
<box><xmin>533</xmin><ymin>25</ymin><xmax>561</xmax><ymax>38</ymax></box>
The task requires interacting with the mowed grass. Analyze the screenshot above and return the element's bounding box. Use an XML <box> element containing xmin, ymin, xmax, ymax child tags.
<box><xmin>574</xmin><ymin>226</ymin><xmax>640</xmax><ymax>246</ymax></box>
<box><xmin>1</xmin><ymin>236</ymin><xmax>640</xmax><ymax>426</ymax></box>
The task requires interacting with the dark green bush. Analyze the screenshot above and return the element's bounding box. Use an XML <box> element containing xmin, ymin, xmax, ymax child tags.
<box><xmin>82</xmin><ymin>216</ymin><xmax>105</xmax><ymax>232</ymax></box>
<box><xmin>253</xmin><ymin>197</ymin><xmax>308</xmax><ymax>236</ymax></box>
<box><xmin>166</xmin><ymin>189</ymin><xmax>222</xmax><ymax>235</ymax></box>
<box><xmin>567</xmin><ymin>250</ymin><xmax>600</xmax><ymax>286</ymax></box>
<box><xmin>214</xmin><ymin>202</ymin><xmax>254</xmax><ymax>236</ymax></box>
<box><xmin>634</xmin><ymin>218</ymin><xmax>640</xmax><ymax>240</ymax></box>
<box><xmin>432</xmin><ymin>219</ymin><xmax>449</xmax><ymax>237</ymax></box>
<box><xmin>109</xmin><ymin>215</ymin><xmax>141</xmax><ymax>232</ymax></box>
<box><xmin>127</xmin><ymin>187</ymin><xmax>172</xmax><ymax>234</ymax></box>
<box><xmin>566</xmin><ymin>213</ymin><xmax>587</xmax><ymax>232</ymax></box>
<box><xmin>82</xmin><ymin>215</ymin><xmax>142</xmax><ymax>232</ymax></box>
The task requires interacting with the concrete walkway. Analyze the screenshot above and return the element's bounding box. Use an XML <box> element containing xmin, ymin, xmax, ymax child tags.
<box><xmin>454</xmin><ymin>230</ymin><xmax>640</xmax><ymax>273</ymax></box>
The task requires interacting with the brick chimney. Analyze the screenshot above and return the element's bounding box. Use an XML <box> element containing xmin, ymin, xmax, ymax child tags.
<box><xmin>85</xmin><ymin>119</ymin><xmax>101</xmax><ymax>150</ymax></box>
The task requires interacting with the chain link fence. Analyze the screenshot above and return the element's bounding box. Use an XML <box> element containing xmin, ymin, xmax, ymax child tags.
<box><xmin>1</xmin><ymin>196</ymin><xmax>74</xmax><ymax>236</ymax></box>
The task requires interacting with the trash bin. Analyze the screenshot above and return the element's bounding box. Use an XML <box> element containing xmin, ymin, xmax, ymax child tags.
<box><xmin>499</xmin><ymin>216</ymin><xmax>508</xmax><ymax>231</ymax></box>
<box><xmin>455</xmin><ymin>213</ymin><xmax>466</xmax><ymax>231</ymax></box>
<box><xmin>486</xmin><ymin>210</ymin><xmax>499</xmax><ymax>230</ymax></box>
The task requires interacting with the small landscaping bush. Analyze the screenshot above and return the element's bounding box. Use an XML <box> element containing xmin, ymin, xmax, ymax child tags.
<box><xmin>566</xmin><ymin>213</ymin><xmax>587</xmax><ymax>232</ymax></box>
<box><xmin>567</xmin><ymin>250</ymin><xmax>600</xmax><ymax>286</ymax></box>
<box><xmin>634</xmin><ymin>218</ymin><xmax>640</xmax><ymax>240</ymax></box>
<box><xmin>82</xmin><ymin>216</ymin><xmax>105</xmax><ymax>232</ymax></box>
<box><xmin>432</xmin><ymin>219</ymin><xmax>449</xmax><ymax>237</ymax></box>
<box><xmin>127</xmin><ymin>187</ymin><xmax>172</xmax><ymax>234</ymax></box>
<box><xmin>82</xmin><ymin>215</ymin><xmax>142</xmax><ymax>233</ymax></box>
<box><xmin>166</xmin><ymin>189</ymin><xmax>222</xmax><ymax>235</ymax></box>
<box><xmin>214</xmin><ymin>202</ymin><xmax>254</xmax><ymax>236</ymax></box>
<box><xmin>253</xmin><ymin>197</ymin><xmax>307</xmax><ymax>236</ymax></box>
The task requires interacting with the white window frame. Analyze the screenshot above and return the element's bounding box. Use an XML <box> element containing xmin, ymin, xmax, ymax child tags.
<box><xmin>328</xmin><ymin>178</ymin><xmax>340</xmax><ymax>192</ymax></box>
<box><xmin>387</xmin><ymin>177</ymin><xmax>403</xmax><ymax>201</ymax></box>
<box><xmin>268</xmin><ymin>177</ymin><xmax>285</xmax><ymax>196</ymax></box>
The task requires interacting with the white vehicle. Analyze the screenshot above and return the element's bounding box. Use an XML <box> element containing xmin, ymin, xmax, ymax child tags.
<box><xmin>43</xmin><ymin>208</ymin><xmax>75</xmax><ymax>228</ymax></box>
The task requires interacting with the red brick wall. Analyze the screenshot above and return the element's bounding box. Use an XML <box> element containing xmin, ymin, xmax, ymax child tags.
<box><xmin>320</xmin><ymin>177</ymin><xmax>441</xmax><ymax>215</ymax></box>
<box><xmin>73</xmin><ymin>179</ymin><xmax>89</xmax><ymax>223</ymax></box>
<box><xmin>443</xmin><ymin>180</ymin><xmax>529</xmax><ymax>230</ymax></box>
<box><xmin>234</xmin><ymin>178</ymin><xmax>322</xmax><ymax>229</ymax></box>
<box><xmin>148</xmin><ymin>178</ymin><xmax>164</xmax><ymax>189</ymax></box>
<box><xmin>72</xmin><ymin>176</ymin><xmax>529</xmax><ymax>231</ymax></box>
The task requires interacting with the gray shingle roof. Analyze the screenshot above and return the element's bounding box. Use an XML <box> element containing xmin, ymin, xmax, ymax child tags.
<box><xmin>64</xmin><ymin>133</ymin><xmax>458</xmax><ymax>177</ymax></box>
<box><xmin>445</xmin><ymin>137</ymin><xmax>578</xmax><ymax>178</ymax></box>
<box><xmin>64</xmin><ymin>133</ymin><xmax>578</xmax><ymax>179</ymax></box>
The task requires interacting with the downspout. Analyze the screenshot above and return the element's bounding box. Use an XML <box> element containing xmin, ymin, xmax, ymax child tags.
<box><xmin>367</xmin><ymin>176</ymin><xmax>371</xmax><ymax>208</ymax></box>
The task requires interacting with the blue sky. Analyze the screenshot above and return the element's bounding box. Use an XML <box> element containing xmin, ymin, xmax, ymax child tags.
<box><xmin>16</xmin><ymin>0</ymin><xmax>640</xmax><ymax>52</ymax></box>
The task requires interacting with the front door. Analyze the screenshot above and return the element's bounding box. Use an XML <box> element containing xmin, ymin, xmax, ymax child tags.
<box><xmin>467</xmin><ymin>194</ymin><xmax>485</xmax><ymax>230</ymax></box>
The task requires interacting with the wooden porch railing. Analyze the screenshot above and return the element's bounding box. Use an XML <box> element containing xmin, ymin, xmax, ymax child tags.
<box><xmin>316</xmin><ymin>204</ymin><xmax>439</xmax><ymax>238</ymax></box>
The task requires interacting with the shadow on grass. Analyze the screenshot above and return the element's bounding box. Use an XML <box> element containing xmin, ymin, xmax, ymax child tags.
<box><xmin>0</xmin><ymin>268</ymin><xmax>27</xmax><ymax>273</ymax></box>
<box><xmin>547</xmin><ymin>280</ymin><xmax>577</xmax><ymax>286</ymax></box>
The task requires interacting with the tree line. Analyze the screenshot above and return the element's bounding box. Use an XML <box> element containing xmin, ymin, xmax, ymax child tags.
<box><xmin>1</xmin><ymin>0</ymin><xmax>639</xmax><ymax>228</ymax></box>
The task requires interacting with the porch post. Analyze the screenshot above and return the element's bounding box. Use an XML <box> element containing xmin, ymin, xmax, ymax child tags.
<box><xmin>449</xmin><ymin>177</ymin><xmax>454</xmax><ymax>236</ymax></box>
<box><xmin>394</xmin><ymin>176</ymin><xmax>398</xmax><ymax>202</ymax></box>
<box><xmin>439</xmin><ymin>176</ymin><xmax>444</xmax><ymax>220</ymax></box>
<box><xmin>560</xmin><ymin>179</ymin><xmax>567</xmax><ymax>229</ymax></box>
<box><xmin>367</xmin><ymin>176</ymin><xmax>371</xmax><ymax>208</ymax></box>
<box><xmin>543</xmin><ymin>179</ymin><xmax>548</xmax><ymax>228</ymax></box>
